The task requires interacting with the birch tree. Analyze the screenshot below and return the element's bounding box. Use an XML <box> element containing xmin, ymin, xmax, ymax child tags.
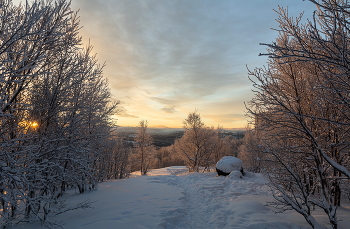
<box><xmin>0</xmin><ymin>1</ymin><xmax>81</xmax><ymax>225</ymax></box>
<box><xmin>0</xmin><ymin>0</ymin><xmax>122</xmax><ymax>227</ymax></box>
<box><xmin>174</xmin><ymin>111</ymin><xmax>215</xmax><ymax>172</ymax></box>
<box><xmin>247</xmin><ymin>1</ymin><xmax>350</xmax><ymax>228</ymax></box>
<box><xmin>135</xmin><ymin>120</ymin><xmax>153</xmax><ymax>175</ymax></box>
<box><xmin>239</xmin><ymin>126</ymin><xmax>265</xmax><ymax>173</ymax></box>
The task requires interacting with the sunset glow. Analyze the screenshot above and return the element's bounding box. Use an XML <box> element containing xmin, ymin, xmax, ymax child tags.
<box><xmin>19</xmin><ymin>121</ymin><xmax>39</xmax><ymax>129</ymax></box>
<box><xmin>30</xmin><ymin>121</ymin><xmax>38</xmax><ymax>128</ymax></box>
<box><xmin>65</xmin><ymin>0</ymin><xmax>316</xmax><ymax>129</ymax></box>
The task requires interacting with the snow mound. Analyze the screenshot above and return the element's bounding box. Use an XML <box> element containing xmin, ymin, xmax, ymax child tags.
<box><xmin>216</xmin><ymin>156</ymin><xmax>243</xmax><ymax>174</ymax></box>
<box><xmin>227</xmin><ymin>170</ymin><xmax>243</xmax><ymax>179</ymax></box>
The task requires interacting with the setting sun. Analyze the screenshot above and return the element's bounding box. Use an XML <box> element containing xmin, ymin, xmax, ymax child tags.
<box><xmin>19</xmin><ymin>121</ymin><xmax>39</xmax><ymax>129</ymax></box>
<box><xmin>30</xmin><ymin>121</ymin><xmax>38</xmax><ymax>128</ymax></box>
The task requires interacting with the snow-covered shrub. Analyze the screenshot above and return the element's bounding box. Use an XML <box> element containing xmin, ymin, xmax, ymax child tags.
<box><xmin>216</xmin><ymin>156</ymin><xmax>243</xmax><ymax>176</ymax></box>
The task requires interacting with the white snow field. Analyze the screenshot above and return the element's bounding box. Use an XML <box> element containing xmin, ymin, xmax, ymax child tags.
<box><xmin>20</xmin><ymin>166</ymin><xmax>350</xmax><ymax>229</ymax></box>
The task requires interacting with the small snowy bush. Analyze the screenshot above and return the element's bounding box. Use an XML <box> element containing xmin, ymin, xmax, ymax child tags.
<box><xmin>216</xmin><ymin>156</ymin><xmax>243</xmax><ymax>176</ymax></box>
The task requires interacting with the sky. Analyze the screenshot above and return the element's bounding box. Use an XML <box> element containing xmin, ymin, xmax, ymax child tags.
<box><xmin>18</xmin><ymin>0</ymin><xmax>316</xmax><ymax>129</ymax></box>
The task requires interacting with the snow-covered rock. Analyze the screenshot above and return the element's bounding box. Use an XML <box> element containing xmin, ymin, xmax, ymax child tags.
<box><xmin>216</xmin><ymin>156</ymin><xmax>243</xmax><ymax>176</ymax></box>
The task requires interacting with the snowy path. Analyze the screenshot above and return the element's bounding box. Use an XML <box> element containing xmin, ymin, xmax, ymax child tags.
<box><xmin>154</xmin><ymin>171</ymin><xmax>310</xmax><ymax>229</ymax></box>
<box><xmin>20</xmin><ymin>171</ymin><xmax>184</xmax><ymax>229</ymax></box>
<box><xmin>20</xmin><ymin>166</ymin><xmax>350</xmax><ymax>229</ymax></box>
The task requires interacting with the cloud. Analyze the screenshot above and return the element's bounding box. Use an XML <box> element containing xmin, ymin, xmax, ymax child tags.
<box><xmin>151</xmin><ymin>97</ymin><xmax>176</xmax><ymax>106</ymax></box>
<box><xmin>118</xmin><ymin>110</ymin><xmax>139</xmax><ymax>118</ymax></box>
<box><xmin>161</xmin><ymin>107</ymin><xmax>177</xmax><ymax>114</ymax></box>
<box><xmin>69</xmin><ymin>0</ymin><xmax>316</xmax><ymax>128</ymax></box>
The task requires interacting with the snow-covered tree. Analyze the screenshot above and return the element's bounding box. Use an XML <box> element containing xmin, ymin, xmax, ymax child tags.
<box><xmin>135</xmin><ymin>120</ymin><xmax>153</xmax><ymax>175</ymax></box>
<box><xmin>211</xmin><ymin>126</ymin><xmax>227</xmax><ymax>163</ymax></box>
<box><xmin>239</xmin><ymin>126</ymin><xmax>265</xmax><ymax>173</ymax></box>
<box><xmin>0</xmin><ymin>0</ymin><xmax>121</xmax><ymax>227</ymax></box>
<box><xmin>0</xmin><ymin>0</ymin><xmax>80</xmax><ymax>225</ymax></box>
<box><xmin>153</xmin><ymin>146</ymin><xmax>186</xmax><ymax>168</ymax></box>
<box><xmin>174</xmin><ymin>111</ymin><xmax>215</xmax><ymax>172</ymax></box>
<box><xmin>96</xmin><ymin>133</ymin><xmax>131</xmax><ymax>180</ymax></box>
<box><xmin>247</xmin><ymin>1</ymin><xmax>350</xmax><ymax>228</ymax></box>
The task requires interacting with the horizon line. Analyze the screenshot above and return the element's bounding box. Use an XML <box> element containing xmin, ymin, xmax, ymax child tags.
<box><xmin>116</xmin><ymin>126</ymin><xmax>246</xmax><ymax>130</ymax></box>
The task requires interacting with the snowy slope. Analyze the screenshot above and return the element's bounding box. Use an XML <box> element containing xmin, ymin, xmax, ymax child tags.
<box><xmin>19</xmin><ymin>166</ymin><xmax>350</xmax><ymax>229</ymax></box>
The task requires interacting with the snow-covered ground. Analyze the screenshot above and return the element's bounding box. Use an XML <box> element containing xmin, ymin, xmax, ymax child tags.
<box><xmin>19</xmin><ymin>166</ymin><xmax>350</xmax><ymax>229</ymax></box>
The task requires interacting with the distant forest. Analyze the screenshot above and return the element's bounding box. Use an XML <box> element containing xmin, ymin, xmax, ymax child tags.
<box><xmin>119</xmin><ymin>129</ymin><xmax>244</xmax><ymax>147</ymax></box>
